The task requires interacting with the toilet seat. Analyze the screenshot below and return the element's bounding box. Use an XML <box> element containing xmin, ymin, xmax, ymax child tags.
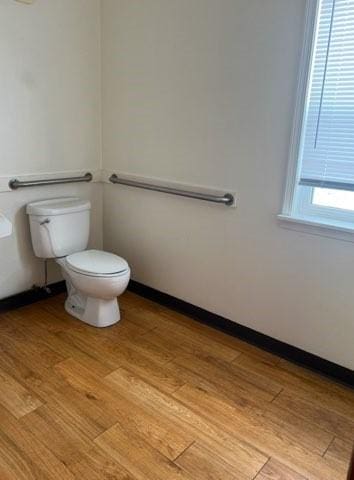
<box><xmin>65</xmin><ymin>249</ymin><xmax>129</xmax><ymax>277</ymax></box>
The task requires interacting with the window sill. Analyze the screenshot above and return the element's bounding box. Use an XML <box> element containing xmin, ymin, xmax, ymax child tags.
<box><xmin>277</xmin><ymin>214</ymin><xmax>354</xmax><ymax>242</ymax></box>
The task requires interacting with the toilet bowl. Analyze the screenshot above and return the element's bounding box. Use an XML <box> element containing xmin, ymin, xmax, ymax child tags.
<box><xmin>57</xmin><ymin>250</ymin><xmax>130</xmax><ymax>327</ymax></box>
<box><xmin>26</xmin><ymin>197</ymin><xmax>130</xmax><ymax>327</ymax></box>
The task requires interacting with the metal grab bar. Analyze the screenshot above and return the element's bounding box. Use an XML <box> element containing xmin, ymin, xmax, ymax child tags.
<box><xmin>9</xmin><ymin>172</ymin><xmax>93</xmax><ymax>190</ymax></box>
<box><xmin>109</xmin><ymin>174</ymin><xmax>234</xmax><ymax>206</ymax></box>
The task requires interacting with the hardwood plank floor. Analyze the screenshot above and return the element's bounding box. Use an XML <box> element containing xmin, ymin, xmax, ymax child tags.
<box><xmin>0</xmin><ymin>291</ymin><xmax>352</xmax><ymax>479</ymax></box>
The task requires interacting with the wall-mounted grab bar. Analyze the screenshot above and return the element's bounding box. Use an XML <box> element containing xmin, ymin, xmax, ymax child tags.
<box><xmin>109</xmin><ymin>174</ymin><xmax>234</xmax><ymax>206</ymax></box>
<box><xmin>9</xmin><ymin>172</ymin><xmax>93</xmax><ymax>190</ymax></box>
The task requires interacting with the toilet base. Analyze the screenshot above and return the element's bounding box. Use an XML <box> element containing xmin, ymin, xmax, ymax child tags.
<box><xmin>65</xmin><ymin>295</ymin><xmax>120</xmax><ymax>328</ymax></box>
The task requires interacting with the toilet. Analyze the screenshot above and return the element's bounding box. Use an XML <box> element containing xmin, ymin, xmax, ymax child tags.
<box><xmin>26</xmin><ymin>197</ymin><xmax>130</xmax><ymax>328</ymax></box>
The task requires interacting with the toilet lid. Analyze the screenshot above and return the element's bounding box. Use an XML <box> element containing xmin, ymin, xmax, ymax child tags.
<box><xmin>66</xmin><ymin>250</ymin><xmax>129</xmax><ymax>276</ymax></box>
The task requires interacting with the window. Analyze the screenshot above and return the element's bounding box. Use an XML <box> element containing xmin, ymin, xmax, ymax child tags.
<box><xmin>282</xmin><ymin>0</ymin><xmax>354</xmax><ymax>231</ymax></box>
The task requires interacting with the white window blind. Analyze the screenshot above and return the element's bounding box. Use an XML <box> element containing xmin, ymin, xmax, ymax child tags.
<box><xmin>299</xmin><ymin>0</ymin><xmax>354</xmax><ymax>191</ymax></box>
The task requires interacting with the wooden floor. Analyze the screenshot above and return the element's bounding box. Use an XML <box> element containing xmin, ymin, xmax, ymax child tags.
<box><xmin>0</xmin><ymin>292</ymin><xmax>352</xmax><ymax>479</ymax></box>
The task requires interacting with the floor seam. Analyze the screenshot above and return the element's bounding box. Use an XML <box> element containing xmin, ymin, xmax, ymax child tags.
<box><xmin>229</xmin><ymin>351</ymin><xmax>243</xmax><ymax>363</ymax></box>
<box><xmin>170</xmin><ymin>382</ymin><xmax>187</xmax><ymax>395</ymax></box>
<box><xmin>322</xmin><ymin>435</ymin><xmax>335</xmax><ymax>458</ymax></box>
<box><xmin>251</xmin><ymin>457</ymin><xmax>271</xmax><ymax>480</ymax></box>
<box><xmin>270</xmin><ymin>387</ymin><xmax>283</xmax><ymax>403</ymax></box>
<box><xmin>139</xmin><ymin>326</ymin><xmax>158</xmax><ymax>338</ymax></box>
<box><xmin>172</xmin><ymin>440</ymin><xmax>195</xmax><ymax>463</ymax></box>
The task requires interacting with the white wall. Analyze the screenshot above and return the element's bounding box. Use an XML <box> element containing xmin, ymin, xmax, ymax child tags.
<box><xmin>101</xmin><ymin>0</ymin><xmax>354</xmax><ymax>370</ymax></box>
<box><xmin>0</xmin><ymin>0</ymin><xmax>102</xmax><ymax>298</ymax></box>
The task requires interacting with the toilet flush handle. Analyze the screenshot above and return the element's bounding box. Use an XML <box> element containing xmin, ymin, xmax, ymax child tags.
<box><xmin>40</xmin><ymin>218</ymin><xmax>51</xmax><ymax>226</ymax></box>
<box><xmin>38</xmin><ymin>218</ymin><xmax>58</xmax><ymax>256</ymax></box>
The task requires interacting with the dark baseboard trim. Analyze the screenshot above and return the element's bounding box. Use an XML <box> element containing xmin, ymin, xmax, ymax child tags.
<box><xmin>0</xmin><ymin>281</ymin><xmax>66</xmax><ymax>314</ymax></box>
<box><xmin>128</xmin><ymin>280</ymin><xmax>354</xmax><ymax>388</ymax></box>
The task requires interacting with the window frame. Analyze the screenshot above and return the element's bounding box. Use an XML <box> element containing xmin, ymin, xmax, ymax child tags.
<box><xmin>281</xmin><ymin>0</ymin><xmax>354</xmax><ymax>231</ymax></box>
<box><xmin>294</xmin><ymin>185</ymin><xmax>354</xmax><ymax>224</ymax></box>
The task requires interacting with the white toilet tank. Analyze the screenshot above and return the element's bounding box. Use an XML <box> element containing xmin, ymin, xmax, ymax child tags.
<box><xmin>26</xmin><ymin>197</ymin><xmax>91</xmax><ymax>258</ymax></box>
